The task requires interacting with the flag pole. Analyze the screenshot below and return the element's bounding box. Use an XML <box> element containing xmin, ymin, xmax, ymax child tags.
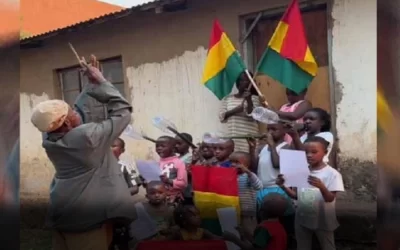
<box><xmin>244</xmin><ymin>69</ymin><xmax>269</xmax><ymax>106</ymax></box>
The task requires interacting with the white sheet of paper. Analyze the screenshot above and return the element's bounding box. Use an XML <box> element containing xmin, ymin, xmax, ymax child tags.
<box><xmin>130</xmin><ymin>203</ymin><xmax>158</xmax><ymax>240</ymax></box>
<box><xmin>135</xmin><ymin>160</ymin><xmax>161</xmax><ymax>182</ymax></box>
<box><xmin>217</xmin><ymin>207</ymin><xmax>240</xmax><ymax>250</ymax></box>
<box><xmin>279</xmin><ymin>149</ymin><xmax>311</xmax><ymax>188</ymax></box>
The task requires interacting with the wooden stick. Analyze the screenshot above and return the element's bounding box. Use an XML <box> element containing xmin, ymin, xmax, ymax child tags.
<box><xmin>68</xmin><ymin>43</ymin><xmax>81</xmax><ymax>64</ymax></box>
<box><xmin>142</xmin><ymin>136</ymin><xmax>157</xmax><ymax>143</ymax></box>
<box><xmin>166</xmin><ymin>126</ymin><xmax>198</xmax><ymax>149</ymax></box>
<box><xmin>244</xmin><ymin>69</ymin><xmax>269</xmax><ymax>106</ymax></box>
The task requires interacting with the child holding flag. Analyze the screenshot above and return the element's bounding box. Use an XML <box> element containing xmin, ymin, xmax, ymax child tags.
<box><xmin>229</xmin><ymin>151</ymin><xmax>263</xmax><ymax>236</ymax></box>
<box><xmin>219</xmin><ymin>72</ymin><xmax>261</xmax><ymax>153</ymax></box>
<box><xmin>213</xmin><ymin>139</ymin><xmax>235</xmax><ymax>167</ymax></box>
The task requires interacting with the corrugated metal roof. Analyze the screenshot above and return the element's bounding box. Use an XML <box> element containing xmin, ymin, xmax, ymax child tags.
<box><xmin>21</xmin><ymin>0</ymin><xmax>163</xmax><ymax>43</ymax></box>
<box><xmin>21</xmin><ymin>0</ymin><xmax>125</xmax><ymax>38</ymax></box>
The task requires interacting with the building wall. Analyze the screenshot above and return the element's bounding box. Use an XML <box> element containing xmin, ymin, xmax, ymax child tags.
<box><xmin>331</xmin><ymin>0</ymin><xmax>377</xmax><ymax>200</ymax></box>
<box><xmin>20</xmin><ymin>0</ymin><xmax>376</xmax><ymax>200</ymax></box>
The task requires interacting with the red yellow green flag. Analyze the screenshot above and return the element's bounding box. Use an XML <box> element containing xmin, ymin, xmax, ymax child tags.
<box><xmin>377</xmin><ymin>86</ymin><xmax>392</xmax><ymax>134</ymax></box>
<box><xmin>256</xmin><ymin>0</ymin><xmax>318</xmax><ymax>94</ymax></box>
<box><xmin>191</xmin><ymin>166</ymin><xmax>240</xmax><ymax>235</ymax></box>
<box><xmin>202</xmin><ymin>20</ymin><xmax>247</xmax><ymax>100</ymax></box>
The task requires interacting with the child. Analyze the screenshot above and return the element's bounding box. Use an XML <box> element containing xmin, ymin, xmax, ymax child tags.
<box><xmin>229</xmin><ymin>151</ymin><xmax>263</xmax><ymax>236</ymax></box>
<box><xmin>276</xmin><ymin>136</ymin><xmax>345</xmax><ymax>250</ymax></box>
<box><xmin>213</xmin><ymin>139</ymin><xmax>235</xmax><ymax>167</ymax></box>
<box><xmin>130</xmin><ymin>181</ymin><xmax>175</xmax><ymax>242</ymax></box>
<box><xmin>175</xmin><ymin>133</ymin><xmax>193</xmax><ymax>165</ymax></box>
<box><xmin>111</xmin><ymin>138</ymin><xmax>141</xmax><ymax>196</ymax></box>
<box><xmin>269</xmin><ymin>88</ymin><xmax>312</xmax><ymax>143</ymax></box>
<box><xmin>156</xmin><ymin>136</ymin><xmax>188</xmax><ymax>206</ymax></box>
<box><xmin>249</xmin><ymin>123</ymin><xmax>294</xmax><ymax>245</ymax></box>
<box><xmin>175</xmin><ymin>133</ymin><xmax>194</xmax><ymax>205</ymax></box>
<box><xmin>168</xmin><ymin>205</ymin><xmax>220</xmax><ymax>240</ymax></box>
<box><xmin>223</xmin><ymin>193</ymin><xmax>288</xmax><ymax>250</ymax></box>
<box><xmin>277</xmin><ymin>88</ymin><xmax>312</xmax><ymax>122</ymax></box>
<box><xmin>289</xmin><ymin>108</ymin><xmax>334</xmax><ymax>164</ymax></box>
<box><xmin>192</xmin><ymin>141</ymin><xmax>217</xmax><ymax>166</ymax></box>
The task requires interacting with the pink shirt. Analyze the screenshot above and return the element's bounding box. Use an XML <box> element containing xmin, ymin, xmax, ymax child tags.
<box><xmin>279</xmin><ymin>100</ymin><xmax>305</xmax><ymax>143</ymax></box>
<box><xmin>159</xmin><ymin>156</ymin><xmax>188</xmax><ymax>202</ymax></box>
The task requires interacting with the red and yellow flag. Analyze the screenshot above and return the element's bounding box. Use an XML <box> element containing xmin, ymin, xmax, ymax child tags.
<box><xmin>257</xmin><ymin>0</ymin><xmax>317</xmax><ymax>93</ymax></box>
<box><xmin>201</xmin><ymin>20</ymin><xmax>246</xmax><ymax>100</ymax></box>
<box><xmin>191</xmin><ymin>166</ymin><xmax>240</xmax><ymax>235</ymax></box>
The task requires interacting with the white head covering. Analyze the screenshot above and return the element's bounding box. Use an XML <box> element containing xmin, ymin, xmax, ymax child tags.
<box><xmin>31</xmin><ymin>100</ymin><xmax>70</xmax><ymax>132</ymax></box>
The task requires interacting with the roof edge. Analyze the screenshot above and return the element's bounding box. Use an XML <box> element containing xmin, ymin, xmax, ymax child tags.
<box><xmin>20</xmin><ymin>0</ymin><xmax>167</xmax><ymax>44</ymax></box>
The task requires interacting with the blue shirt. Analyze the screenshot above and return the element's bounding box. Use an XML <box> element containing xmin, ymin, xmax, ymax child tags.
<box><xmin>219</xmin><ymin>161</ymin><xmax>232</xmax><ymax>168</ymax></box>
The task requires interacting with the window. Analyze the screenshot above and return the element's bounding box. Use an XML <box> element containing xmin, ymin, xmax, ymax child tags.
<box><xmin>57</xmin><ymin>57</ymin><xmax>124</xmax><ymax>106</ymax></box>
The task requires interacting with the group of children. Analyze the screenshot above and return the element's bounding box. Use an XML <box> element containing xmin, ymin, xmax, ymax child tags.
<box><xmin>110</xmin><ymin>106</ymin><xmax>344</xmax><ymax>250</ymax></box>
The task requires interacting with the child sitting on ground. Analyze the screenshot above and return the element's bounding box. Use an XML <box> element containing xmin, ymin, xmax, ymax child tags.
<box><xmin>168</xmin><ymin>205</ymin><xmax>220</xmax><ymax>240</ymax></box>
<box><xmin>130</xmin><ymin>180</ymin><xmax>175</xmax><ymax>243</ymax></box>
<box><xmin>156</xmin><ymin>136</ymin><xmax>188</xmax><ymax>206</ymax></box>
<box><xmin>213</xmin><ymin>139</ymin><xmax>235</xmax><ymax>167</ymax></box>
<box><xmin>229</xmin><ymin>151</ymin><xmax>263</xmax><ymax>237</ymax></box>
<box><xmin>223</xmin><ymin>193</ymin><xmax>288</xmax><ymax>250</ymax></box>
<box><xmin>276</xmin><ymin>136</ymin><xmax>344</xmax><ymax>250</ymax></box>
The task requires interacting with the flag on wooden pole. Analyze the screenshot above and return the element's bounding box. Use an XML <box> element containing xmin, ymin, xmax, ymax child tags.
<box><xmin>201</xmin><ymin>20</ymin><xmax>247</xmax><ymax>100</ymax></box>
<box><xmin>256</xmin><ymin>0</ymin><xmax>318</xmax><ymax>94</ymax></box>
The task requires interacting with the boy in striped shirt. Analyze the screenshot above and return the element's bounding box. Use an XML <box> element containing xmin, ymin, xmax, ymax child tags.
<box><xmin>229</xmin><ymin>151</ymin><xmax>263</xmax><ymax>237</ymax></box>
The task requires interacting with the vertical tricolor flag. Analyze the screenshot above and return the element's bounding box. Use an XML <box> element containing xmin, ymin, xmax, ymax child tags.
<box><xmin>256</xmin><ymin>0</ymin><xmax>318</xmax><ymax>94</ymax></box>
<box><xmin>191</xmin><ymin>166</ymin><xmax>240</xmax><ymax>235</ymax></box>
<box><xmin>202</xmin><ymin>20</ymin><xmax>247</xmax><ymax>100</ymax></box>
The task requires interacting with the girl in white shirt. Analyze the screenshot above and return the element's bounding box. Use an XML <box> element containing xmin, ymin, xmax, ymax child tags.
<box><xmin>289</xmin><ymin>108</ymin><xmax>334</xmax><ymax>164</ymax></box>
<box><xmin>276</xmin><ymin>136</ymin><xmax>344</xmax><ymax>250</ymax></box>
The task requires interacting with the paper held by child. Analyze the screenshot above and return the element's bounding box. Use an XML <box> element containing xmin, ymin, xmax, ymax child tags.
<box><xmin>130</xmin><ymin>203</ymin><xmax>158</xmax><ymax>240</ymax></box>
<box><xmin>136</xmin><ymin>160</ymin><xmax>161</xmax><ymax>182</ymax></box>
<box><xmin>279</xmin><ymin>149</ymin><xmax>310</xmax><ymax>188</ymax></box>
<box><xmin>217</xmin><ymin>207</ymin><xmax>240</xmax><ymax>250</ymax></box>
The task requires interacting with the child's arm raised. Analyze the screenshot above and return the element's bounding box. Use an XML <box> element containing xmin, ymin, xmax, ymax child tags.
<box><xmin>276</xmin><ymin>174</ymin><xmax>298</xmax><ymax>200</ymax></box>
<box><xmin>247</xmin><ymin>171</ymin><xmax>263</xmax><ymax>190</ymax></box>
<box><xmin>247</xmin><ymin>138</ymin><xmax>259</xmax><ymax>173</ymax></box>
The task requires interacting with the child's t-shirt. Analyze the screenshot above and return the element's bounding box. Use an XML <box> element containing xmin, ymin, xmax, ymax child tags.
<box><xmin>218</xmin><ymin>160</ymin><xmax>232</xmax><ymax>168</ymax></box>
<box><xmin>253</xmin><ymin>220</ymin><xmax>287</xmax><ymax>250</ymax></box>
<box><xmin>159</xmin><ymin>156</ymin><xmax>188</xmax><ymax>203</ymax></box>
<box><xmin>257</xmin><ymin>142</ymin><xmax>288</xmax><ymax>187</ymax></box>
<box><xmin>296</xmin><ymin>165</ymin><xmax>344</xmax><ymax>231</ymax></box>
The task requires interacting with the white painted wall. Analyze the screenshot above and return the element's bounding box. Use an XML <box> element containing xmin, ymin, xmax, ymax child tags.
<box><xmin>123</xmin><ymin>46</ymin><xmax>226</xmax><ymax>160</ymax></box>
<box><xmin>20</xmin><ymin>92</ymin><xmax>54</xmax><ymax>195</ymax></box>
<box><xmin>332</xmin><ymin>0</ymin><xmax>377</xmax><ymax>162</ymax></box>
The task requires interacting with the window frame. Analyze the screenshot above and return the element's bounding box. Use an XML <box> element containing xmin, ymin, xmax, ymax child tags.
<box><xmin>57</xmin><ymin>56</ymin><xmax>124</xmax><ymax>106</ymax></box>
